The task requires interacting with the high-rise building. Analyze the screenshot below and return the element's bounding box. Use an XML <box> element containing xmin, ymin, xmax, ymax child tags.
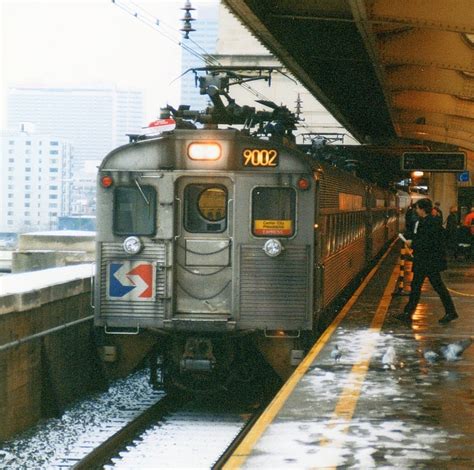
<box><xmin>7</xmin><ymin>86</ymin><xmax>144</xmax><ymax>211</ymax></box>
<box><xmin>0</xmin><ymin>124</ymin><xmax>73</xmax><ymax>232</ymax></box>
<box><xmin>180</xmin><ymin>4</ymin><xmax>219</xmax><ymax>110</ymax></box>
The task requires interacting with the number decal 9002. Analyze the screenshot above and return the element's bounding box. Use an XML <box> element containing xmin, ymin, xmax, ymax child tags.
<box><xmin>242</xmin><ymin>149</ymin><xmax>279</xmax><ymax>167</ymax></box>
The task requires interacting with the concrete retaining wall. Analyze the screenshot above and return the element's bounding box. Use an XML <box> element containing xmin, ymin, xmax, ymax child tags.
<box><xmin>13</xmin><ymin>231</ymin><xmax>95</xmax><ymax>273</ymax></box>
<box><xmin>0</xmin><ymin>267</ymin><xmax>103</xmax><ymax>441</ymax></box>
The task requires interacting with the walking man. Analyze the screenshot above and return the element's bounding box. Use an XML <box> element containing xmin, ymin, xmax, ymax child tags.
<box><xmin>394</xmin><ymin>198</ymin><xmax>458</xmax><ymax>324</ymax></box>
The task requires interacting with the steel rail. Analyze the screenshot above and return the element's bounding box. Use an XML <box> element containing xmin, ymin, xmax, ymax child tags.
<box><xmin>211</xmin><ymin>400</ymin><xmax>269</xmax><ymax>470</ymax></box>
<box><xmin>72</xmin><ymin>394</ymin><xmax>187</xmax><ymax>470</ymax></box>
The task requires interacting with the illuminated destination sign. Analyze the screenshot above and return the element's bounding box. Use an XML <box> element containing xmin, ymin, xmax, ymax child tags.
<box><xmin>242</xmin><ymin>148</ymin><xmax>279</xmax><ymax>167</ymax></box>
<box><xmin>254</xmin><ymin>219</ymin><xmax>292</xmax><ymax>236</ymax></box>
<box><xmin>402</xmin><ymin>152</ymin><xmax>466</xmax><ymax>172</ymax></box>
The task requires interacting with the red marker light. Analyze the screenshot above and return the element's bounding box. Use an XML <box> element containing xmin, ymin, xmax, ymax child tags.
<box><xmin>101</xmin><ymin>175</ymin><xmax>113</xmax><ymax>188</ymax></box>
<box><xmin>297</xmin><ymin>177</ymin><xmax>310</xmax><ymax>190</ymax></box>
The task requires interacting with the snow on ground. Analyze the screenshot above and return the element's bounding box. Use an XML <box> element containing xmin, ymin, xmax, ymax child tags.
<box><xmin>0</xmin><ymin>264</ymin><xmax>95</xmax><ymax>296</ymax></box>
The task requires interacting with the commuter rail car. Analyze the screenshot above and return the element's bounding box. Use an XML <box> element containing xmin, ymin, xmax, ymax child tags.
<box><xmin>95</xmin><ymin>128</ymin><xmax>403</xmax><ymax>390</ymax></box>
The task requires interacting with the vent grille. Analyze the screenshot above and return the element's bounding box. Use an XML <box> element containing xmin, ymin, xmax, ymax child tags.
<box><xmin>239</xmin><ymin>245</ymin><xmax>309</xmax><ymax>321</ymax></box>
<box><xmin>99</xmin><ymin>242</ymin><xmax>167</xmax><ymax>317</ymax></box>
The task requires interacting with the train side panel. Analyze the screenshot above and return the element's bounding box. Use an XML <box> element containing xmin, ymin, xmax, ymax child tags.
<box><xmin>317</xmin><ymin>164</ymin><xmax>367</xmax><ymax>309</ymax></box>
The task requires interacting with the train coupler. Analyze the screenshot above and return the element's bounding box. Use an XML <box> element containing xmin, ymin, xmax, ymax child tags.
<box><xmin>180</xmin><ymin>337</ymin><xmax>216</xmax><ymax>373</ymax></box>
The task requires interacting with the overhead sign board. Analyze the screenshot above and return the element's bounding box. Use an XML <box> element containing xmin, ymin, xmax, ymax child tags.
<box><xmin>402</xmin><ymin>152</ymin><xmax>466</xmax><ymax>172</ymax></box>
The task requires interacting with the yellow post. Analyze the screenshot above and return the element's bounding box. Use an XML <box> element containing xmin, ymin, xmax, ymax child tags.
<box><xmin>393</xmin><ymin>247</ymin><xmax>409</xmax><ymax>296</ymax></box>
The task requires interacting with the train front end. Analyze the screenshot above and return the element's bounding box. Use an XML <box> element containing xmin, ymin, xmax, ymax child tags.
<box><xmin>94</xmin><ymin>129</ymin><xmax>315</xmax><ymax>391</ymax></box>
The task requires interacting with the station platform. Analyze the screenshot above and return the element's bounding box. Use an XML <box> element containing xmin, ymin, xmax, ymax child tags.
<box><xmin>225</xmin><ymin>243</ymin><xmax>474</xmax><ymax>469</ymax></box>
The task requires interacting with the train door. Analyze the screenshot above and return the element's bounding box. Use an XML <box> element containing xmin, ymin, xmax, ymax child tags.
<box><xmin>174</xmin><ymin>177</ymin><xmax>233</xmax><ymax>316</ymax></box>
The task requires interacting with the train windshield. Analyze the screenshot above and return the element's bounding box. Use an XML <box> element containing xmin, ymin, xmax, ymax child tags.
<box><xmin>184</xmin><ymin>184</ymin><xmax>228</xmax><ymax>233</ymax></box>
<box><xmin>113</xmin><ymin>186</ymin><xmax>156</xmax><ymax>236</ymax></box>
<box><xmin>252</xmin><ymin>187</ymin><xmax>296</xmax><ymax>237</ymax></box>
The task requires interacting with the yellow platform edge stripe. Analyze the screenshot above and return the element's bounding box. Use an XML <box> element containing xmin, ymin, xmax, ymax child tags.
<box><xmin>223</xmin><ymin>239</ymin><xmax>398</xmax><ymax>469</ymax></box>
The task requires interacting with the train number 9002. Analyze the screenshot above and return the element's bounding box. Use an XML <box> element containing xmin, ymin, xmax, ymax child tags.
<box><xmin>242</xmin><ymin>148</ymin><xmax>279</xmax><ymax>167</ymax></box>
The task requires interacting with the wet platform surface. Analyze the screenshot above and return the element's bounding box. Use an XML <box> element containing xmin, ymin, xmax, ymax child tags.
<box><xmin>228</xmin><ymin>244</ymin><xmax>474</xmax><ymax>469</ymax></box>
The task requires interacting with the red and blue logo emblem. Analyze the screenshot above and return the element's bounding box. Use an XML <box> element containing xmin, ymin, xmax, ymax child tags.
<box><xmin>107</xmin><ymin>261</ymin><xmax>155</xmax><ymax>301</ymax></box>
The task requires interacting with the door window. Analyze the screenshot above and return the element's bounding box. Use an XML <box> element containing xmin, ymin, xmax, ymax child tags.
<box><xmin>184</xmin><ymin>184</ymin><xmax>228</xmax><ymax>233</ymax></box>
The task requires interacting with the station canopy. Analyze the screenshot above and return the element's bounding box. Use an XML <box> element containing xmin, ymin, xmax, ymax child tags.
<box><xmin>223</xmin><ymin>0</ymin><xmax>474</xmax><ymax>155</ymax></box>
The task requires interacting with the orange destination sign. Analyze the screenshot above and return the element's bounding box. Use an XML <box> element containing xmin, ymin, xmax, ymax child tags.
<box><xmin>254</xmin><ymin>219</ymin><xmax>292</xmax><ymax>236</ymax></box>
<box><xmin>242</xmin><ymin>148</ymin><xmax>279</xmax><ymax>167</ymax></box>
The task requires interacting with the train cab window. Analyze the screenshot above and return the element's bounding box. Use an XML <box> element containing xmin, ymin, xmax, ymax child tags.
<box><xmin>184</xmin><ymin>184</ymin><xmax>227</xmax><ymax>233</ymax></box>
<box><xmin>113</xmin><ymin>186</ymin><xmax>156</xmax><ymax>236</ymax></box>
<box><xmin>252</xmin><ymin>187</ymin><xmax>296</xmax><ymax>237</ymax></box>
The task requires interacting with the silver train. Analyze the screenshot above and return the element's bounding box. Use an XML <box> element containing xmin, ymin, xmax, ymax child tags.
<box><xmin>94</xmin><ymin>129</ymin><xmax>409</xmax><ymax>390</ymax></box>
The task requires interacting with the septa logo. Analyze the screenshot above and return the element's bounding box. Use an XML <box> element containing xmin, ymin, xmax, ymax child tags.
<box><xmin>107</xmin><ymin>261</ymin><xmax>155</xmax><ymax>301</ymax></box>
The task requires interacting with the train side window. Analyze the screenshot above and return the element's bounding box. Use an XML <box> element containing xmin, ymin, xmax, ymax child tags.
<box><xmin>184</xmin><ymin>184</ymin><xmax>227</xmax><ymax>233</ymax></box>
<box><xmin>252</xmin><ymin>187</ymin><xmax>296</xmax><ymax>237</ymax></box>
<box><xmin>113</xmin><ymin>186</ymin><xmax>156</xmax><ymax>236</ymax></box>
<box><xmin>340</xmin><ymin>214</ymin><xmax>345</xmax><ymax>248</ymax></box>
<box><xmin>335</xmin><ymin>214</ymin><xmax>340</xmax><ymax>250</ymax></box>
<box><xmin>325</xmin><ymin>216</ymin><xmax>331</xmax><ymax>256</ymax></box>
<box><xmin>347</xmin><ymin>214</ymin><xmax>351</xmax><ymax>245</ymax></box>
<box><xmin>347</xmin><ymin>213</ymin><xmax>351</xmax><ymax>244</ymax></box>
<box><xmin>330</xmin><ymin>215</ymin><xmax>336</xmax><ymax>254</ymax></box>
<box><xmin>344</xmin><ymin>214</ymin><xmax>349</xmax><ymax>246</ymax></box>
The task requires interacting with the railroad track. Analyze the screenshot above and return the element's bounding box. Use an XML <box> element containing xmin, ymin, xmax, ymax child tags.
<box><xmin>58</xmin><ymin>394</ymin><xmax>266</xmax><ymax>470</ymax></box>
<box><xmin>212</xmin><ymin>401</ymin><xmax>267</xmax><ymax>469</ymax></box>
<box><xmin>61</xmin><ymin>394</ymin><xmax>184</xmax><ymax>470</ymax></box>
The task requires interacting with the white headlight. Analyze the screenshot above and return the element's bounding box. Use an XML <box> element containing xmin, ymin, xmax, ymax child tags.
<box><xmin>123</xmin><ymin>236</ymin><xmax>142</xmax><ymax>255</ymax></box>
<box><xmin>263</xmin><ymin>239</ymin><xmax>282</xmax><ymax>257</ymax></box>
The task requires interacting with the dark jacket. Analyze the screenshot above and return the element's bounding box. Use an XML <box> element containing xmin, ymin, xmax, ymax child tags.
<box><xmin>446</xmin><ymin>213</ymin><xmax>459</xmax><ymax>244</ymax></box>
<box><xmin>404</xmin><ymin>207</ymin><xmax>418</xmax><ymax>238</ymax></box>
<box><xmin>412</xmin><ymin>214</ymin><xmax>447</xmax><ymax>273</ymax></box>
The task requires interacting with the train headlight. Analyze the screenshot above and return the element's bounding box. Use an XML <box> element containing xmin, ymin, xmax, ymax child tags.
<box><xmin>263</xmin><ymin>239</ymin><xmax>282</xmax><ymax>257</ymax></box>
<box><xmin>188</xmin><ymin>142</ymin><xmax>221</xmax><ymax>160</ymax></box>
<box><xmin>123</xmin><ymin>236</ymin><xmax>142</xmax><ymax>255</ymax></box>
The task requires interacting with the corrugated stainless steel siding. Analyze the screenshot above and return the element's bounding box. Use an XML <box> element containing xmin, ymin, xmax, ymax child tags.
<box><xmin>323</xmin><ymin>237</ymin><xmax>366</xmax><ymax>307</ymax></box>
<box><xmin>239</xmin><ymin>245</ymin><xmax>309</xmax><ymax>321</ymax></box>
<box><xmin>319</xmin><ymin>163</ymin><xmax>366</xmax><ymax>209</ymax></box>
<box><xmin>99</xmin><ymin>243</ymin><xmax>167</xmax><ymax>317</ymax></box>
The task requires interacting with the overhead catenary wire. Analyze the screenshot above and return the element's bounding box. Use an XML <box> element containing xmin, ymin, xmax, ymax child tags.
<box><xmin>128</xmin><ymin>0</ymin><xmax>222</xmax><ymax>66</ymax></box>
<box><xmin>112</xmin><ymin>0</ymin><xmax>212</xmax><ymax>65</ymax></box>
<box><xmin>114</xmin><ymin>0</ymin><xmax>354</xmax><ymax>136</ymax></box>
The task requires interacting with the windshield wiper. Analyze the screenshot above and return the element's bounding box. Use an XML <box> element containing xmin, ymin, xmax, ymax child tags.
<box><xmin>134</xmin><ymin>177</ymin><xmax>150</xmax><ymax>205</ymax></box>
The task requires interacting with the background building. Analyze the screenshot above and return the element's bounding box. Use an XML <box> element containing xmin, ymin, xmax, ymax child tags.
<box><xmin>0</xmin><ymin>124</ymin><xmax>73</xmax><ymax>232</ymax></box>
<box><xmin>7</xmin><ymin>86</ymin><xmax>144</xmax><ymax>213</ymax></box>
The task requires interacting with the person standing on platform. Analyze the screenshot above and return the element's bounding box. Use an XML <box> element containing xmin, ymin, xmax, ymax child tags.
<box><xmin>446</xmin><ymin>206</ymin><xmax>460</xmax><ymax>258</ymax></box>
<box><xmin>432</xmin><ymin>201</ymin><xmax>443</xmax><ymax>225</ymax></box>
<box><xmin>404</xmin><ymin>203</ymin><xmax>418</xmax><ymax>239</ymax></box>
<box><xmin>463</xmin><ymin>206</ymin><xmax>474</xmax><ymax>235</ymax></box>
<box><xmin>463</xmin><ymin>206</ymin><xmax>474</xmax><ymax>259</ymax></box>
<box><xmin>394</xmin><ymin>198</ymin><xmax>458</xmax><ymax>324</ymax></box>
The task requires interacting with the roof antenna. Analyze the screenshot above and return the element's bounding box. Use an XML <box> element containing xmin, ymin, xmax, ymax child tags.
<box><xmin>180</xmin><ymin>1</ymin><xmax>196</xmax><ymax>39</ymax></box>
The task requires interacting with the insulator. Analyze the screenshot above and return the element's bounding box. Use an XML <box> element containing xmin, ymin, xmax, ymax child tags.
<box><xmin>180</xmin><ymin>22</ymin><xmax>196</xmax><ymax>39</ymax></box>
<box><xmin>182</xmin><ymin>10</ymin><xmax>195</xmax><ymax>20</ymax></box>
<box><xmin>181</xmin><ymin>0</ymin><xmax>195</xmax><ymax>12</ymax></box>
<box><xmin>180</xmin><ymin>0</ymin><xmax>196</xmax><ymax>39</ymax></box>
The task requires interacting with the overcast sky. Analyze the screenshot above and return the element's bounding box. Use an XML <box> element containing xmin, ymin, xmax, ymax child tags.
<box><xmin>0</xmin><ymin>0</ymin><xmax>218</xmax><ymax>128</ymax></box>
